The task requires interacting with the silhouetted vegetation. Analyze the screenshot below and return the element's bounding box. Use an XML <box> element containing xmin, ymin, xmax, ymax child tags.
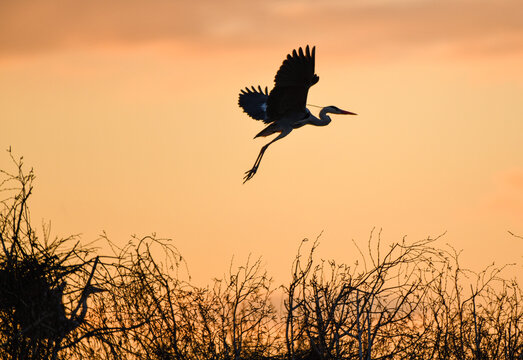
<box><xmin>1</xmin><ymin>151</ymin><xmax>522</xmax><ymax>359</ymax></box>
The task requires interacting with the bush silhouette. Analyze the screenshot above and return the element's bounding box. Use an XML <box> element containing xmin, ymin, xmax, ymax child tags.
<box><xmin>1</xmin><ymin>151</ymin><xmax>522</xmax><ymax>360</ymax></box>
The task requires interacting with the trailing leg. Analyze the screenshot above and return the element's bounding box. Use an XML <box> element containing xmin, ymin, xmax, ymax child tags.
<box><xmin>243</xmin><ymin>129</ymin><xmax>292</xmax><ymax>183</ymax></box>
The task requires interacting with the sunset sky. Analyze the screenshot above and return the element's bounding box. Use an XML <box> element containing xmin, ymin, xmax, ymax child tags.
<box><xmin>1</xmin><ymin>0</ymin><xmax>522</xmax><ymax>285</ymax></box>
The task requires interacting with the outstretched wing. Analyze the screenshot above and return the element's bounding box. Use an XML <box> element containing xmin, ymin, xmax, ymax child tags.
<box><xmin>266</xmin><ymin>45</ymin><xmax>319</xmax><ymax>120</ymax></box>
<box><xmin>238</xmin><ymin>86</ymin><xmax>270</xmax><ymax>123</ymax></box>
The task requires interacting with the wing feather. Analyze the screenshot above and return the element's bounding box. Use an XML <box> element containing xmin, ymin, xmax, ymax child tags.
<box><xmin>266</xmin><ymin>45</ymin><xmax>319</xmax><ymax>120</ymax></box>
<box><xmin>238</xmin><ymin>86</ymin><xmax>270</xmax><ymax>123</ymax></box>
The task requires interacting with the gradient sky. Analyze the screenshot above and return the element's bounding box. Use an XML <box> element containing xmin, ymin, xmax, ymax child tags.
<box><xmin>1</xmin><ymin>0</ymin><xmax>522</xmax><ymax>285</ymax></box>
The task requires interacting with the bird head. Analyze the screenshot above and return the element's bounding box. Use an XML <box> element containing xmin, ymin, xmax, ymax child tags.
<box><xmin>84</xmin><ymin>285</ymin><xmax>107</xmax><ymax>296</ymax></box>
<box><xmin>326</xmin><ymin>106</ymin><xmax>357</xmax><ymax>115</ymax></box>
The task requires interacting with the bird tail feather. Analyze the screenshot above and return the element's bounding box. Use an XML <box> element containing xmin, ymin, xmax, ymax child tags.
<box><xmin>254</xmin><ymin>123</ymin><xmax>280</xmax><ymax>138</ymax></box>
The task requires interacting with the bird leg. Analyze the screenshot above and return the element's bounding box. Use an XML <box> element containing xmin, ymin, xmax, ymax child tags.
<box><xmin>243</xmin><ymin>144</ymin><xmax>268</xmax><ymax>183</ymax></box>
<box><xmin>243</xmin><ymin>129</ymin><xmax>291</xmax><ymax>183</ymax></box>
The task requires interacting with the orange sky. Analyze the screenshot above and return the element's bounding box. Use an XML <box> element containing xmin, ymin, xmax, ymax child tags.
<box><xmin>1</xmin><ymin>0</ymin><xmax>522</xmax><ymax>285</ymax></box>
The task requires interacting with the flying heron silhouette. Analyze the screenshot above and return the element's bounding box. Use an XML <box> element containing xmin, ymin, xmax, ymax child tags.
<box><xmin>238</xmin><ymin>45</ymin><xmax>357</xmax><ymax>183</ymax></box>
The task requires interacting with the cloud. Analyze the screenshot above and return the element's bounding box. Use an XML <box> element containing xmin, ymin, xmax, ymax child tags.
<box><xmin>1</xmin><ymin>0</ymin><xmax>522</xmax><ymax>59</ymax></box>
<box><xmin>0</xmin><ymin>1</ymin><xmax>202</xmax><ymax>54</ymax></box>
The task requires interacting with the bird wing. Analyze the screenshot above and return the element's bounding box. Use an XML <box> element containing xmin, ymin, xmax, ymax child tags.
<box><xmin>266</xmin><ymin>45</ymin><xmax>319</xmax><ymax>121</ymax></box>
<box><xmin>238</xmin><ymin>86</ymin><xmax>270</xmax><ymax>123</ymax></box>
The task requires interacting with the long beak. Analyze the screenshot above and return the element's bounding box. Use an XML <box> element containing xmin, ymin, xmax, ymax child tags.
<box><xmin>340</xmin><ymin>110</ymin><xmax>357</xmax><ymax>115</ymax></box>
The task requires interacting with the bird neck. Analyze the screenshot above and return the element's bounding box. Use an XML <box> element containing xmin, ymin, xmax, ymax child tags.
<box><xmin>76</xmin><ymin>294</ymin><xmax>90</xmax><ymax>323</ymax></box>
<box><xmin>314</xmin><ymin>107</ymin><xmax>332</xmax><ymax>126</ymax></box>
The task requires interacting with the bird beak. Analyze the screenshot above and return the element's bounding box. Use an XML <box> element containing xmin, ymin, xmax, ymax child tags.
<box><xmin>340</xmin><ymin>109</ymin><xmax>357</xmax><ymax>115</ymax></box>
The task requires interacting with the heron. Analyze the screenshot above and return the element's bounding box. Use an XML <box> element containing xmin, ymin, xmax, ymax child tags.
<box><xmin>238</xmin><ymin>45</ymin><xmax>357</xmax><ymax>183</ymax></box>
<box><xmin>21</xmin><ymin>257</ymin><xmax>106</xmax><ymax>341</ymax></box>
